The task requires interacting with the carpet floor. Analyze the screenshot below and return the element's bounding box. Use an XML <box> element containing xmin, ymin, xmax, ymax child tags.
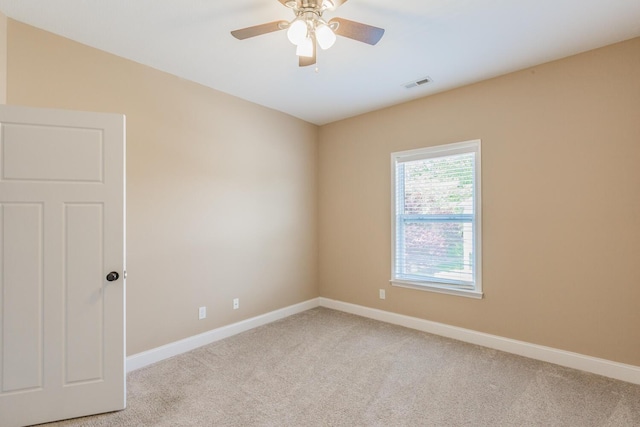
<box><xmin>40</xmin><ymin>307</ymin><xmax>640</xmax><ymax>426</ymax></box>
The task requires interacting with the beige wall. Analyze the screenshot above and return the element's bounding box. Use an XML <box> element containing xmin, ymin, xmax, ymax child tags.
<box><xmin>319</xmin><ymin>37</ymin><xmax>640</xmax><ymax>366</ymax></box>
<box><xmin>6</xmin><ymin>17</ymin><xmax>639</xmax><ymax>367</ymax></box>
<box><xmin>0</xmin><ymin>12</ymin><xmax>6</xmax><ymax>103</ymax></box>
<box><xmin>6</xmin><ymin>20</ymin><xmax>318</xmax><ymax>355</ymax></box>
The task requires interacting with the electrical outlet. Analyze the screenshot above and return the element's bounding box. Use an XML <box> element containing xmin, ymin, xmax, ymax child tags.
<box><xmin>198</xmin><ymin>306</ymin><xmax>206</xmax><ymax>320</ymax></box>
<box><xmin>379</xmin><ymin>289</ymin><xmax>386</xmax><ymax>300</ymax></box>
<box><xmin>233</xmin><ymin>298</ymin><xmax>239</xmax><ymax>310</ymax></box>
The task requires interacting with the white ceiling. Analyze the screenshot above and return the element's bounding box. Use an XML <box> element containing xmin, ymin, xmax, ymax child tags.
<box><xmin>0</xmin><ymin>0</ymin><xmax>639</xmax><ymax>125</ymax></box>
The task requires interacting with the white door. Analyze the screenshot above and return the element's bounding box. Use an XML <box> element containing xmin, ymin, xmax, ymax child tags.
<box><xmin>0</xmin><ymin>105</ymin><xmax>126</xmax><ymax>427</ymax></box>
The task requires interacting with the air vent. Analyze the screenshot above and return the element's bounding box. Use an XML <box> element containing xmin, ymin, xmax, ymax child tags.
<box><xmin>403</xmin><ymin>76</ymin><xmax>432</xmax><ymax>89</ymax></box>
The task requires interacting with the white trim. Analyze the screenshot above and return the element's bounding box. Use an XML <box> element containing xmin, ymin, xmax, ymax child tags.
<box><xmin>318</xmin><ymin>298</ymin><xmax>640</xmax><ymax>385</ymax></box>
<box><xmin>391</xmin><ymin>280</ymin><xmax>483</xmax><ymax>299</ymax></box>
<box><xmin>126</xmin><ymin>298</ymin><xmax>320</xmax><ymax>372</ymax></box>
<box><xmin>393</xmin><ymin>140</ymin><xmax>481</xmax><ymax>162</ymax></box>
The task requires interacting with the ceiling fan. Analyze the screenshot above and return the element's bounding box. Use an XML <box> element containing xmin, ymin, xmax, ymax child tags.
<box><xmin>231</xmin><ymin>0</ymin><xmax>385</xmax><ymax>67</ymax></box>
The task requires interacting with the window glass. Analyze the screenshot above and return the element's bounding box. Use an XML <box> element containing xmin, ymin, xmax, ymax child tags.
<box><xmin>391</xmin><ymin>140</ymin><xmax>482</xmax><ymax>298</ymax></box>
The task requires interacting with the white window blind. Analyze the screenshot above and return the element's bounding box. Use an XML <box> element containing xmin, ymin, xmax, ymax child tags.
<box><xmin>391</xmin><ymin>140</ymin><xmax>482</xmax><ymax>297</ymax></box>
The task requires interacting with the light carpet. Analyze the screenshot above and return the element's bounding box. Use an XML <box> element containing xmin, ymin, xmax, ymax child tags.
<box><xmin>40</xmin><ymin>307</ymin><xmax>640</xmax><ymax>426</ymax></box>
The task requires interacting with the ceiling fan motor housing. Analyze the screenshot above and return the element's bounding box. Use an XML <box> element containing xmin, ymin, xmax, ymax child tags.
<box><xmin>287</xmin><ymin>1</ymin><xmax>332</xmax><ymax>9</ymax></box>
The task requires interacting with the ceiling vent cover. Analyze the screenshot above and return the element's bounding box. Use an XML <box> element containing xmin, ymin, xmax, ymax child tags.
<box><xmin>403</xmin><ymin>76</ymin><xmax>432</xmax><ymax>89</ymax></box>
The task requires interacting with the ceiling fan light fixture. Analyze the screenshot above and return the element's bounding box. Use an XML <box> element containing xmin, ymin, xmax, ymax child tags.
<box><xmin>315</xmin><ymin>23</ymin><xmax>336</xmax><ymax>50</ymax></box>
<box><xmin>296</xmin><ymin>36</ymin><xmax>314</xmax><ymax>57</ymax></box>
<box><xmin>287</xmin><ymin>19</ymin><xmax>307</xmax><ymax>45</ymax></box>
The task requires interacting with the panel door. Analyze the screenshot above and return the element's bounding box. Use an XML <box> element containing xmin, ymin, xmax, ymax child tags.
<box><xmin>0</xmin><ymin>105</ymin><xmax>126</xmax><ymax>427</ymax></box>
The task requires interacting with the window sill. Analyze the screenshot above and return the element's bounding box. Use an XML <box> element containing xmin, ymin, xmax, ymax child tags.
<box><xmin>390</xmin><ymin>279</ymin><xmax>483</xmax><ymax>299</ymax></box>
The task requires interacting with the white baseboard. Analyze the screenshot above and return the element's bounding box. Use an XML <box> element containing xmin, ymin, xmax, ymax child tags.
<box><xmin>318</xmin><ymin>297</ymin><xmax>640</xmax><ymax>385</ymax></box>
<box><xmin>127</xmin><ymin>296</ymin><xmax>640</xmax><ymax>385</ymax></box>
<box><xmin>126</xmin><ymin>298</ymin><xmax>320</xmax><ymax>372</ymax></box>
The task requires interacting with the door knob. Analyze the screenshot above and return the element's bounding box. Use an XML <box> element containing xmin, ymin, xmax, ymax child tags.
<box><xmin>106</xmin><ymin>271</ymin><xmax>120</xmax><ymax>282</ymax></box>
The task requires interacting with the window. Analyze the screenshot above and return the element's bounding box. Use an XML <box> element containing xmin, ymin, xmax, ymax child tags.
<box><xmin>391</xmin><ymin>140</ymin><xmax>482</xmax><ymax>298</ymax></box>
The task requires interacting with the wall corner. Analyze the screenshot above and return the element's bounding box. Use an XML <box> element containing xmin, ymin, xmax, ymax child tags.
<box><xmin>0</xmin><ymin>13</ymin><xmax>7</xmax><ymax>104</ymax></box>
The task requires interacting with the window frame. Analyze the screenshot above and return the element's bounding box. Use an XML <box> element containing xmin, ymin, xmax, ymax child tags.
<box><xmin>390</xmin><ymin>140</ymin><xmax>483</xmax><ymax>299</ymax></box>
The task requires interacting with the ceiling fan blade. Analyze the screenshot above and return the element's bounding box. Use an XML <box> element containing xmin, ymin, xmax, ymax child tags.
<box><xmin>330</xmin><ymin>17</ymin><xmax>384</xmax><ymax>45</ymax></box>
<box><xmin>231</xmin><ymin>21</ymin><xmax>287</xmax><ymax>40</ymax></box>
<box><xmin>299</xmin><ymin>39</ymin><xmax>317</xmax><ymax>67</ymax></box>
